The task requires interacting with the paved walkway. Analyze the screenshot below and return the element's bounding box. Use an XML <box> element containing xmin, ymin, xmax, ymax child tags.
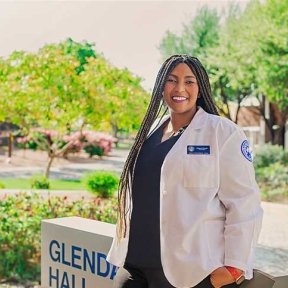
<box><xmin>0</xmin><ymin>148</ymin><xmax>287</xmax><ymax>278</ymax></box>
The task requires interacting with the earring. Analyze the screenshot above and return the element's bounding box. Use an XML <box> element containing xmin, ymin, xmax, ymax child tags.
<box><xmin>197</xmin><ymin>94</ymin><xmax>201</xmax><ymax>98</ymax></box>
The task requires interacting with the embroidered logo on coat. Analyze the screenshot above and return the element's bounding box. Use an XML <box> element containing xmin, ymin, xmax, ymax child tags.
<box><xmin>241</xmin><ymin>140</ymin><xmax>253</xmax><ymax>162</ymax></box>
<box><xmin>187</xmin><ymin>145</ymin><xmax>210</xmax><ymax>155</ymax></box>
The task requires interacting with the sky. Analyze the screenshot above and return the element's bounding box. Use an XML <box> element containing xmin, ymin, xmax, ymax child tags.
<box><xmin>0</xmin><ymin>0</ymin><xmax>249</xmax><ymax>91</ymax></box>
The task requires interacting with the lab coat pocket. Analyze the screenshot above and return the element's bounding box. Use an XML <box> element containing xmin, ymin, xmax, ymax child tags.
<box><xmin>183</xmin><ymin>155</ymin><xmax>217</xmax><ymax>189</ymax></box>
<box><xmin>205</xmin><ymin>220</ymin><xmax>225</xmax><ymax>264</ymax></box>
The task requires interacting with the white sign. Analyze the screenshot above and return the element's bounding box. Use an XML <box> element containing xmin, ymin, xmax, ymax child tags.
<box><xmin>41</xmin><ymin>217</ymin><xmax>118</xmax><ymax>288</ymax></box>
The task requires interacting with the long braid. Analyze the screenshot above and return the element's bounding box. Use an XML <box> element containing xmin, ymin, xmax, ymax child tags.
<box><xmin>117</xmin><ymin>55</ymin><xmax>219</xmax><ymax>239</ymax></box>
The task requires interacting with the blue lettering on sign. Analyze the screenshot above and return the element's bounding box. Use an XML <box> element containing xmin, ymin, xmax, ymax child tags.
<box><xmin>97</xmin><ymin>252</ymin><xmax>110</xmax><ymax>277</ymax></box>
<box><xmin>83</xmin><ymin>249</ymin><xmax>95</xmax><ymax>273</ymax></box>
<box><xmin>110</xmin><ymin>265</ymin><xmax>118</xmax><ymax>280</ymax></box>
<box><xmin>71</xmin><ymin>245</ymin><xmax>82</xmax><ymax>270</ymax></box>
<box><xmin>62</xmin><ymin>242</ymin><xmax>71</xmax><ymax>266</ymax></box>
<box><xmin>49</xmin><ymin>266</ymin><xmax>59</xmax><ymax>287</ymax></box>
<box><xmin>187</xmin><ymin>145</ymin><xmax>210</xmax><ymax>155</ymax></box>
<box><xmin>60</xmin><ymin>271</ymin><xmax>73</xmax><ymax>288</ymax></box>
<box><xmin>48</xmin><ymin>240</ymin><xmax>119</xmax><ymax>280</ymax></box>
<box><xmin>49</xmin><ymin>240</ymin><xmax>61</xmax><ymax>262</ymax></box>
<box><xmin>49</xmin><ymin>267</ymin><xmax>86</xmax><ymax>288</ymax></box>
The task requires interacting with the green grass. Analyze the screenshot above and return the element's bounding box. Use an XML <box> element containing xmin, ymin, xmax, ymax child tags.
<box><xmin>0</xmin><ymin>178</ymin><xmax>85</xmax><ymax>190</ymax></box>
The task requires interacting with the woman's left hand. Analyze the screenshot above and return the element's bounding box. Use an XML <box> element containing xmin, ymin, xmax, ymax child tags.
<box><xmin>209</xmin><ymin>267</ymin><xmax>235</xmax><ymax>288</ymax></box>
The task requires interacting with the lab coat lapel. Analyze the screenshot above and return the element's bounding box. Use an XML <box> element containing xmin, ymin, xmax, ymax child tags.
<box><xmin>163</xmin><ymin>107</ymin><xmax>208</xmax><ymax>160</ymax></box>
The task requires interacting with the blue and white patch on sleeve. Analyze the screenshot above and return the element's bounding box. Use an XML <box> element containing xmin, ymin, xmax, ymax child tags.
<box><xmin>241</xmin><ymin>140</ymin><xmax>253</xmax><ymax>162</ymax></box>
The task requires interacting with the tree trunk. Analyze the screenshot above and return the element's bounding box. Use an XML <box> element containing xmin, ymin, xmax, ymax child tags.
<box><xmin>234</xmin><ymin>94</ymin><xmax>248</xmax><ymax>124</ymax></box>
<box><xmin>257</xmin><ymin>95</ymin><xmax>288</xmax><ymax>147</ymax></box>
<box><xmin>45</xmin><ymin>155</ymin><xmax>55</xmax><ymax>178</ymax></box>
<box><xmin>8</xmin><ymin>133</ymin><xmax>13</xmax><ymax>158</ymax></box>
<box><xmin>257</xmin><ymin>95</ymin><xmax>274</xmax><ymax>143</ymax></box>
<box><xmin>219</xmin><ymin>88</ymin><xmax>232</xmax><ymax>120</ymax></box>
<box><xmin>111</xmin><ymin>123</ymin><xmax>119</xmax><ymax>148</ymax></box>
<box><xmin>270</xmin><ymin>104</ymin><xmax>288</xmax><ymax>147</ymax></box>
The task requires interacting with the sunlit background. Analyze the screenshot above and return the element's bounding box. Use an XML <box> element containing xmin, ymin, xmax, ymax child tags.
<box><xmin>0</xmin><ymin>0</ymin><xmax>249</xmax><ymax>91</ymax></box>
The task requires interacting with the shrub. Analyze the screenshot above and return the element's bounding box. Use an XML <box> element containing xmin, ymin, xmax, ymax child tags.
<box><xmin>84</xmin><ymin>171</ymin><xmax>119</xmax><ymax>198</ymax></box>
<box><xmin>84</xmin><ymin>144</ymin><xmax>104</xmax><ymax>157</ymax></box>
<box><xmin>16</xmin><ymin>136</ymin><xmax>38</xmax><ymax>150</ymax></box>
<box><xmin>253</xmin><ymin>144</ymin><xmax>288</xmax><ymax>202</ymax></box>
<box><xmin>30</xmin><ymin>175</ymin><xmax>50</xmax><ymax>189</ymax></box>
<box><xmin>254</xmin><ymin>144</ymin><xmax>287</xmax><ymax>169</ymax></box>
<box><xmin>0</xmin><ymin>192</ymin><xmax>117</xmax><ymax>283</ymax></box>
<box><xmin>80</xmin><ymin>131</ymin><xmax>117</xmax><ymax>158</ymax></box>
<box><xmin>16</xmin><ymin>129</ymin><xmax>117</xmax><ymax>159</ymax></box>
<box><xmin>61</xmin><ymin>131</ymin><xmax>117</xmax><ymax>158</ymax></box>
<box><xmin>256</xmin><ymin>162</ymin><xmax>288</xmax><ymax>201</ymax></box>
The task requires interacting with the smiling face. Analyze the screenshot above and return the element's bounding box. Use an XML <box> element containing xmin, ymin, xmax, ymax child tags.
<box><xmin>163</xmin><ymin>63</ymin><xmax>199</xmax><ymax>118</ymax></box>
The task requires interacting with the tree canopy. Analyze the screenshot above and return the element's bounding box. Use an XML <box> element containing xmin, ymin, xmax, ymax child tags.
<box><xmin>0</xmin><ymin>38</ymin><xmax>149</xmax><ymax>134</ymax></box>
<box><xmin>158</xmin><ymin>0</ymin><xmax>288</xmax><ymax>145</ymax></box>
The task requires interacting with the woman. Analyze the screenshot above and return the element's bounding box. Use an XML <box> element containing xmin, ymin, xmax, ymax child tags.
<box><xmin>107</xmin><ymin>55</ymin><xmax>263</xmax><ymax>288</ymax></box>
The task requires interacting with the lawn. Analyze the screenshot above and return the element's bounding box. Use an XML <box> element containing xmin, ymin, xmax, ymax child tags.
<box><xmin>0</xmin><ymin>178</ymin><xmax>86</xmax><ymax>190</ymax></box>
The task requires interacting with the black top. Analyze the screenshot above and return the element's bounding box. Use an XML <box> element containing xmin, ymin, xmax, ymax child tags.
<box><xmin>125</xmin><ymin>119</ymin><xmax>183</xmax><ymax>267</ymax></box>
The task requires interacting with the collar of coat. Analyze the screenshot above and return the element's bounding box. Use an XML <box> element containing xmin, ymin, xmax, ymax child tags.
<box><xmin>148</xmin><ymin>106</ymin><xmax>208</xmax><ymax>138</ymax></box>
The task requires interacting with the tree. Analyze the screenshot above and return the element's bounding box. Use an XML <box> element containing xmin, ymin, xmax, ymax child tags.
<box><xmin>159</xmin><ymin>6</ymin><xmax>220</xmax><ymax>62</ymax></box>
<box><xmin>255</xmin><ymin>0</ymin><xmax>288</xmax><ymax>145</ymax></box>
<box><xmin>216</xmin><ymin>0</ymin><xmax>288</xmax><ymax>144</ymax></box>
<box><xmin>80</xmin><ymin>58</ymin><xmax>149</xmax><ymax>136</ymax></box>
<box><xmin>206</xmin><ymin>2</ymin><xmax>259</xmax><ymax>122</ymax></box>
<box><xmin>0</xmin><ymin>39</ymin><xmax>149</xmax><ymax>176</ymax></box>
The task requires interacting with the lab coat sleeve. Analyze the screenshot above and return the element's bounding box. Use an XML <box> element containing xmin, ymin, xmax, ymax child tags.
<box><xmin>218</xmin><ymin>127</ymin><xmax>263</xmax><ymax>276</ymax></box>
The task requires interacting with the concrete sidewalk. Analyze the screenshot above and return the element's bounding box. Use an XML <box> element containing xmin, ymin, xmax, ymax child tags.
<box><xmin>254</xmin><ymin>201</ymin><xmax>288</xmax><ymax>276</ymax></box>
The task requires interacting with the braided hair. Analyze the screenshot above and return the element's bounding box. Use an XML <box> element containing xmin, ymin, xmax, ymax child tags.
<box><xmin>117</xmin><ymin>54</ymin><xmax>219</xmax><ymax>240</ymax></box>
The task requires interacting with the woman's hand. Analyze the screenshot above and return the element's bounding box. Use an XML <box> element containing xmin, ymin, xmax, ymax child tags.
<box><xmin>209</xmin><ymin>267</ymin><xmax>235</xmax><ymax>288</ymax></box>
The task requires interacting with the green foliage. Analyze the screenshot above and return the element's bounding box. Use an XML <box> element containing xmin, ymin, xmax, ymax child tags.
<box><xmin>159</xmin><ymin>5</ymin><xmax>220</xmax><ymax>61</ymax></box>
<box><xmin>254</xmin><ymin>144</ymin><xmax>288</xmax><ymax>201</ymax></box>
<box><xmin>256</xmin><ymin>163</ymin><xmax>288</xmax><ymax>201</ymax></box>
<box><xmin>256</xmin><ymin>0</ymin><xmax>288</xmax><ymax>111</ymax></box>
<box><xmin>210</xmin><ymin>0</ymin><xmax>288</xmax><ymax>114</ymax></box>
<box><xmin>63</xmin><ymin>37</ymin><xmax>96</xmax><ymax>74</ymax></box>
<box><xmin>159</xmin><ymin>1</ymin><xmax>288</xmax><ymax>128</ymax></box>
<box><xmin>84</xmin><ymin>171</ymin><xmax>119</xmax><ymax>198</ymax></box>
<box><xmin>0</xmin><ymin>192</ymin><xmax>117</xmax><ymax>282</ymax></box>
<box><xmin>254</xmin><ymin>144</ymin><xmax>288</xmax><ymax>169</ymax></box>
<box><xmin>30</xmin><ymin>175</ymin><xmax>50</xmax><ymax>189</ymax></box>
<box><xmin>0</xmin><ymin>181</ymin><xmax>5</xmax><ymax>189</ymax></box>
<box><xmin>257</xmin><ymin>162</ymin><xmax>288</xmax><ymax>189</ymax></box>
<box><xmin>84</xmin><ymin>144</ymin><xmax>104</xmax><ymax>157</ymax></box>
<box><xmin>0</xmin><ymin>38</ymin><xmax>149</xmax><ymax>134</ymax></box>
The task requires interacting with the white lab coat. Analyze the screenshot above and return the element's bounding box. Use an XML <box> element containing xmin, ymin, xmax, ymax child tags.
<box><xmin>107</xmin><ymin>107</ymin><xmax>263</xmax><ymax>288</ymax></box>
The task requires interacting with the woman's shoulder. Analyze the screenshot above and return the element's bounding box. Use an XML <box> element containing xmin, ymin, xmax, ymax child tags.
<box><xmin>204</xmin><ymin>110</ymin><xmax>245</xmax><ymax>143</ymax></box>
<box><xmin>205</xmin><ymin>111</ymin><xmax>241</xmax><ymax>132</ymax></box>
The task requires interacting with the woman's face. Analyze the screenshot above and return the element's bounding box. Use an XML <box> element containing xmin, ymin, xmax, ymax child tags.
<box><xmin>163</xmin><ymin>63</ymin><xmax>199</xmax><ymax>117</ymax></box>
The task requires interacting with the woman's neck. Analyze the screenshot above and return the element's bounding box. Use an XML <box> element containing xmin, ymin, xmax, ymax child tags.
<box><xmin>168</xmin><ymin>107</ymin><xmax>198</xmax><ymax>132</ymax></box>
